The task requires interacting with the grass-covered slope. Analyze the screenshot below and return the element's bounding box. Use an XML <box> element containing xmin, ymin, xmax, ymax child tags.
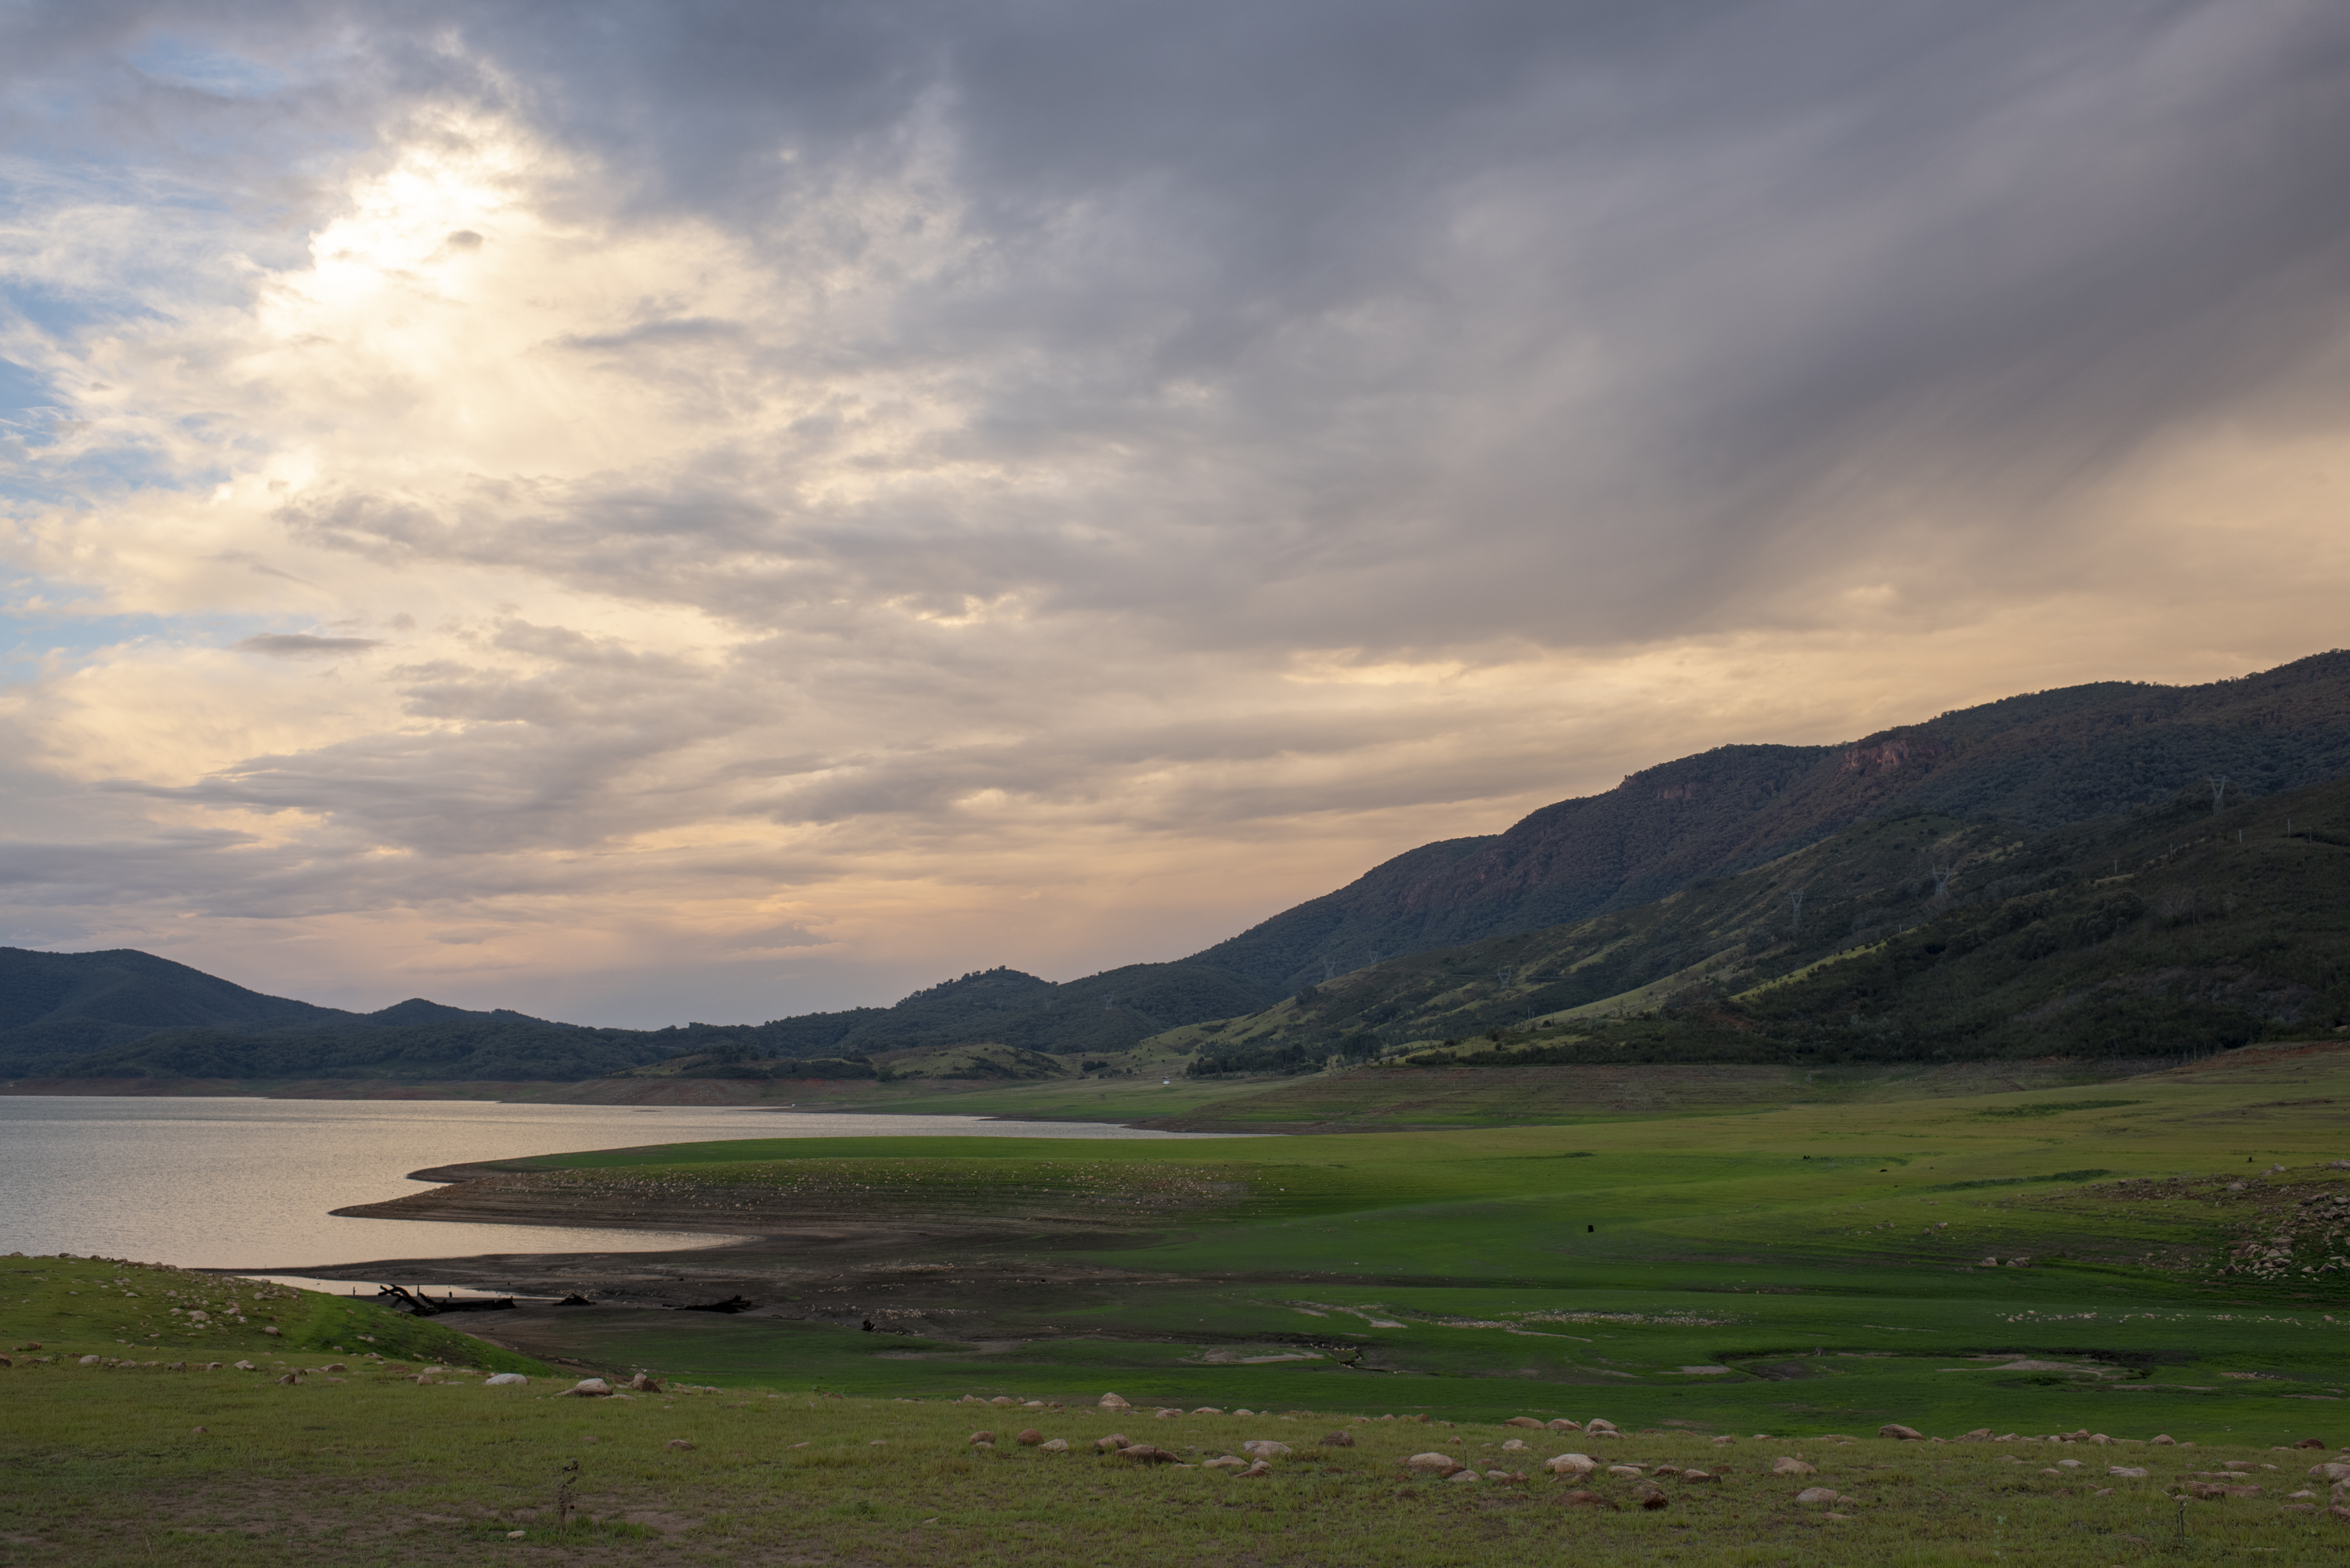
<box><xmin>1169</xmin><ymin>768</ymin><xmax>2350</xmax><ymax>1073</ymax></box>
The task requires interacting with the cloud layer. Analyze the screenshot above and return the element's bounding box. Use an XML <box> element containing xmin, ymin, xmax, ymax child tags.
<box><xmin>5</xmin><ymin>1</ymin><xmax>2350</xmax><ymax>1022</ymax></box>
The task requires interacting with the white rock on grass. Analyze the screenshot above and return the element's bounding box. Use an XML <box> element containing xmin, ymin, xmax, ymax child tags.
<box><xmin>1099</xmin><ymin>1393</ymin><xmax>1131</xmax><ymax>1409</ymax></box>
<box><xmin>1544</xmin><ymin>1454</ymin><xmax>1596</xmax><ymax>1475</ymax></box>
<box><xmin>562</xmin><ymin>1378</ymin><xmax>613</xmax><ymax>1397</ymax></box>
<box><xmin>1039</xmin><ymin>1439</ymin><xmax>1069</xmax><ymax>1453</ymax></box>
<box><xmin>1405</xmin><ymin>1452</ymin><xmax>1462</xmax><ymax>1474</ymax></box>
<box><xmin>484</xmin><ymin>1374</ymin><xmax>528</xmax><ymax>1386</ymax></box>
<box><xmin>1242</xmin><ymin>1440</ymin><xmax>1291</xmax><ymax>1458</ymax></box>
<box><xmin>1773</xmin><ymin>1457</ymin><xmax>1817</xmax><ymax>1476</ymax></box>
<box><xmin>2110</xmin><ymin>1466</ymin><xmax>2149</xmax><ymax>1478</ymax></box>
<box><xmin>1205</xmin><ymin>1456</ymin><xmax>1247</xmax><ymax>1470</ymax></box>
<box><xmin>1500</xmin><ymin>1439</ymin><xmax>1527</xmax><ymax>1451</ymax></box>
<box><xmin>1446</xmin><ymin>1469</ymin><xmax>1480</xmax><ymax>1484</ymax></box>
<box><xmin>1795</xmin><ymin>1487</ymin><xmax>1845</xmax><ymax>1505</ymax></box>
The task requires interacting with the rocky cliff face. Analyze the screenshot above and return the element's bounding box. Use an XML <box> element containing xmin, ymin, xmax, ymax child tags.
<box><xmin>1190</xmin><ymin>650</ymin><xmax>2350</xmax><ymax>988</ymax></box>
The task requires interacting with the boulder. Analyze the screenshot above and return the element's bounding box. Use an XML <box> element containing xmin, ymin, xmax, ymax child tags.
<box><xmin>1546</xmin><ymin>1418</ymin><xmax>1582</xmax><ymax>1432</ymax></box>
<box><xmin>1544</xmin><ymin>1454</ymin><xmax>1596</xmax><ymax>1475</ymax></box>
<box><xmin>1096</xmin><ymin>1433</ymin><xmax>1130</xmax><ymax>1451</ymax></box>
<box><xmin>1192</xmin><ymin>1407</ymin><xmax>1225</xmax><ymax>1415</ymax></box>
<box><xmin>2109</xmin><ymin>1466</ymin><xmax>2149</xmax><ymax>1479</ymax></box>
<box><xmin>1680</xmin><ymin>1470</ymin><xmax>1719</xmax><ymax>1483</ymax></box>
<box><xmin>1017</xmin><ymin>1429</ymin><xmax>1043</xmax><ymax>1446</ymax></box>
<box><xmin>1795</xmin><ymin>1487</ymin><xmax>1843</xmax><ymax>1505</ymax></box>
<box><xmin>629</xmin><ymin>1373</ymin><xmax>662</xmax><ymax>1393</ymax></box>
<box><xmin>1446</xmin><ymin>1469</ymin><xmax>1480</xmax><ymax>1484</ymax></box>
<box><xmin>1116</xmin><ymin>1445</ymin><xmax>1178</xmax><ymax>1465</ymax></box>
<box><xmin>2309</xmin><ymin>1462</ymin><xmax>2350</xmax><ymax>1480</ymax></box>
<box><xmin>969</xmin><ymin>1431</ymin><xmax>995</xmax><ymax>1446</ymax></box>
<box><xmin>991</xmin><ymin>1396</ymin><xmax>1017</xmax><ymax>1407</ymax></box>
<box><xmin>1584</xmin><ymin>1418</ymin><xmax>1618</xmax><ymax>1433</ymax></box>
<box><xmin>1242</xmin><ymin>1440</ymin><xmax>1292</xmax><ymax>1459</ymax></box>
<box><xmin>484</xmin><ymin>1373</ymin><xmax>529</xmax><ymax>1386</ymax></box>
<box><xmin>1773</xmin><ymin>1457</ymin><xmax>1817</xmax><ymax>1476</ymax></box>
<box><xmin>1236</xmin><ymin>1460</ymin><xmax>1274</xmax><ymax>1479</ymax></box>
<box><xmin>1405</xmin><ymin>1452</ymin><xmax>1464</xmax><ymax>1475</ymax></box>
<box><xmin>1504</xmin><ymin>1417</ymin><xmax>1545</xmax><ymax>1429</ymax></box>
<box><xmin>1500</xmin><ymin>1439</ymin><xmax>1527</xmax><ymax>1452</ymax></box>
<box><xmin>1321</xmin><ymin>1431</ymin><xmax>1356</xmax><ymax>1448</ymax></box>
<box><xmin>1559</xmin><ymin>1490</ymin><xmax>1614</xmax><ymax>1508</ymax></box>
<box><xmin>2295</xmin><ymin>1438</ymin><xmax>2328</xmax><ymax>1449</ymax></box>
<box><xmin>1879</xmin><ymin>1424</ymin><xmax>1925</xmax><ymax>1441</ymax></box>
<box><xmin>1098</xmin><ymin>1393</ymin><xmax>1131</xmax><ymax>1409</ymax></box>
<box><xmin>78</xmin><ymin>1355</ymin><xmax>100</xmax><ymax>1367</ymax></box>
<box><xmin>1039</xmin><ymin>1439</ymin><xmax>1069</xmax><ymax>1453</ymax></box>
<box><xmin>262</xmin><ymin>1327</ymin><xmax>280</xmax><ymax>1337</ymax></box>
<box><xmin>1205</xmin><ymin>1455</ymin><xmax>1246</xmax><ymax>1469</ymax></box>
<box><xmin>1638</xmin><ymin>1490</ymin><xmax>1671</xmax><ymax>1510</ymax></box>
<box><xmin>1958</xmin><ymin>1429</ymin><xmax>1994</xmax><ymax>1441</ymax></box>
<box><xmin>274</xmin><ymin>1372</ymin><xmax>300</xmax><ymax>1385</ymax></box>
<box><xmin>565</xmin><ymin>1378</ymin><xmax>613</xmax><ymax>1398</ymax></box>
<box><xmin>1607</xmin><ymin>1465</ymin><xmax>1644</xmax><ymax>1478</ymax></box>
<box><xmin>232</xmin><ymin>1360</ymin><xmax>254</xmax><ymax>1371</ymax></box>
<box><xmin>2151</xmin><ymin>1435</ymin><xmax>2176</xmax><ymax>1445</ymax></box>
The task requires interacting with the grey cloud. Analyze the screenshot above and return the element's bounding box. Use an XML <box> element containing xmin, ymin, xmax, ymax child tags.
<box><xmin>233</xmin><ymin>633</ymin><xmax>382</xmax><ymax>657</ymax></box>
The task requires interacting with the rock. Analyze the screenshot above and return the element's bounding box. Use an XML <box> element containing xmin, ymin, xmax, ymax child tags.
<box><xmin>1958</xmin><ymin>1429</ymin><xmax>1994</xmax><ymax>1441</ymax></box>
<box><xmin>1099</xmin><ymin>1393</ymin><xmax>1131</xmax><ymax>1409</ymax></box>
<box><xmin>1880</xmin><ymin>1424</ymin><xmax>1924</xmax><ymax>1441</ymax></box>
<box><xmin>1639</xmin><ymin>1490</ymin><xmax>1671</xmax><ymax>1510</ymax></box>
<box><xmin>484</xmin><ymin>1373</ymin><xmax>529</xmax><ymax>1386</ymax></box>
<box><xmin>275</xmin><ymin>1372</ymin><xmax>300</xmax><ymax>1385</ymax></box>
<box><xmin>2331</xmin><ymin>1505</ymin><xmax>2350</xmax><ymax>1523</ymax></box>
<box><xmin>1206</xmin><ymin>1455</ymin><xmax>1246</xmax><ymax>1469</ymax></box>
<box><xmin>2311</xmin><ymin>1463</ymin><xmax>2350</xmax><ymax>1480</ymax></box>
<box><xmin>1651</xmin><ymin>1465</ymin><xmax>1679</xmax><ymax>1476</ymax></box>
<box><xmin>1773</xmin><ymin>1457</ymin><xmax>1817</xmax><ymax>1476</ymax></box>
<box><xmin>1024</xmin><ymin>1400</ymin><xmax>1046</xmax><ymax>1409</ymax></box>
<box><xmin>665</xmin><ymin>1439</ymin><xmax>694</xmax><ymax>1451</ymax></box>
<box><xmin>1795</xmin><ymin>1487</ymin><xmax>1842</xmax><ymax>1505</ymax></box>
<box><xmin>1584</xmin><ymin>1418</ymin><xmax>1618</xmax><ymax>1433</ymax></box>
<box><xmin>1321</xmin><ymin>1431</ymin><xmax>1355</xmax><ymax>1447</ymax></box>
<box><xmin>1607</xmin><ymin>1465</ymin><xmax>1645</xmax><ymax>1478</ymax></box>
<box><xmin>262</xmin><ymin>1327</ymin><xmax>280</xmax><ymax>1337</ymax></box>
<box><xmin>970</xmin><ymin>1431</ymin><xmax>995</xmax><ymax>1446</ymax></box>
<box><xmin>991</xmin><ymin>1396</ymin><xmax>1017</xmax><ymax>1406</ymax></box>
<box><xmin>2109</xmin><ymin>1466</ymin><xmax>2149</xmax><ymax>1479</ymax></box>
<box><xmin>232</xmin><ymin>1360</ymin><xmax>253</xmax><ymax>1371</ymax></box>
<box><xmin>1681</xmin><ymin>1470</ymin><xmax>1719</xmax><ymax>1483</ymax></box>
<box><xmin>2297</xmin><ymin>1437</ymin><xmax>2329</xmax><ymax>1449</ymax></box>
<box><xmin>78</xmin><ymin>1355</ymin><xmax>100</xmax><ymax>1367</ymax></box>
<box><xmin>1242</xmin><ymin>1440</ymin><xmax>1292</xmax><ymax>1459</ymax></box>
<box><xmin>1237</xmin><ymin>1460</ymin><xmax>1274</xmax><ymax>1479</ymax></box>
<box><xmin>566</xmin><ymin>1378</ymin><xmax>613</xmax><ymax>1398</ymax></box>
<box><xmin>1711</xmin><ymin>1436</ymin><xmax>1735</xmax><ymax>1445</ymax></box>
<box><xmin>1559</xmin><ymin>1490</ymin><xmax>1614</xmax><ymax>1508</ymax></box>
<box><xmin>2088</xmin><ymin>1433</ymin><xmax>2113</xmax><ymax>1444</ymax></box>
<box><xmin>1544</xmin><ymin>1454</ymin><xmax>1596</xmax><ymax>1475</ymax></box>
<box><xmin>971</xmin><ymin>1441</ymin><xmax>994</xmax><ymax>1452</ymax></box>
<box><xmin>1191</xmin><ymin>1407</ymin><xmax>1224</xmax><ymax>1415</ymax></box>
<box><xmin>322</xmin><ymin>1363</ymin><xmax>348</xmax><ymax>1373</ymax></box>
<box><xmin>959</xmin><ymin>1394</ymin><xmax>983</xmax><ymax>1404</ymax></box>
<box><xmin>1405</xmin><ymin>1452</ymin><xmax>1463</xmax><ymax>1474</ymax></box>
<box><xmin>1500</xmin><ymin>1439</ymin><xmax>1527</xmax><ymax>1452</ymax></box>
<box><xmin>1039</xmin><ymin>1439</ymin><xmax>1068</xmax><ymax>1453</ymax></box>
<box><xmin>1446</xmin><ymin>1469</ymin><xmax>1480</xmax><ymax>1484</ymax></box>
<box><xmin>1016</xmin><ymin>1428</ymin><xmax>1045</xmax><ymax>1446</ymax></box>
<box><xmin>1096</xmin><ymin>1434</ymin><xmax>1130</xmax><ymax>1451</ymax></box>
<box><xmin>629</xmin><ymin>1373</ymin><xmax>662</xmax><ymax>1393</ymax></box>
<box><xmin>1117</xmin><ymin>1445</ymin><xmax>1177</xmax><ymax>1465</ymax></box>
<box><xmin>2151</xmin><ymin>1434</ymin><xmax>2176</xmax><ymax>1445</ymax></box>
<box><xmin>1504</xmin><ymin>1417</ymin><xmax>1545</xmax><ymax>1429</ymax></box>
<box><xmin>1546</xmin><ymin>1418</ymin><xmax>1582</xmax><ymax>1432</ymax></box>
<box><xmin>191</xmin><ymin>1426</ymin><xmax>207</xmax><ymax>1434</ymax></box>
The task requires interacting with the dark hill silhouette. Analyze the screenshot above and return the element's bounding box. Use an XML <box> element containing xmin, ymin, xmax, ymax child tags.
<box><xmin>1189</xmin><ymin>650</ymin><xmax>2350</xmax><ymax>988</ymax></box>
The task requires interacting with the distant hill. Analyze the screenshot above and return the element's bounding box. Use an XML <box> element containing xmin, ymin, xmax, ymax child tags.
<box><xmin>1170</xmin><ymin>769</ymin><xmax>2350</xmax><ymax>1074</ymax></box>
<box><xmin>1189</xmin><ymin>649</ymin><xmax>2350</xmax><ymax>989</ymax></box>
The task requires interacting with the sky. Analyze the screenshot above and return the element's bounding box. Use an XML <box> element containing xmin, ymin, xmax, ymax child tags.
<box><xmin>3</xmin><ymin>1</ymin><xmax>2349</xmax><ymax>1026</ymax></box>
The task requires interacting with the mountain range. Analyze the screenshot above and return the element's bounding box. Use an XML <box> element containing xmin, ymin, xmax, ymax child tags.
<box><xmin>5</xmin><ymin>649</ymin><xmax>2347</xmax><ymax>1082</ymax></box>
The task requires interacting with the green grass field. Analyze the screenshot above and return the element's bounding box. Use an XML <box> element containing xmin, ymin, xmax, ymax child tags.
<box><xmin>15</xmin><ymin>1042</ymin><xmax>2350</xmax><ymax>1562</ymax></box>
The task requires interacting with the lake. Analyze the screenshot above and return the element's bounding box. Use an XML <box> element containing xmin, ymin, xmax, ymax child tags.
<box><xmin>0</xmin><ymin>1096</ymin><xmax>1206</xmax><ymax>1271</ymax></box>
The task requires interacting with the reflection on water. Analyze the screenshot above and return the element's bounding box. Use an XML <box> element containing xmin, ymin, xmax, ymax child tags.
<box><xmin>0</xmin><ymin>1096</ymin><xmax>1207</xmax><ymax>1270</ymax></box>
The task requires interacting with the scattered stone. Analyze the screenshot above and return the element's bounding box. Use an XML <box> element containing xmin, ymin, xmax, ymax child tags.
<box><xmin>274</xmin><ymin>1372</ymin><xmax>299</xmax><ymax>1385</ymax></box>
<box><xmin>1405</xmin><ymin>1452</ymin><xmax>1464</xmax><ymax>1474</ymax></box>
<box><xmin>1017</xmin><ymin>1429</ymin><xmax>1043</xmax><ymax>1446</ymax></box>
<box><xmin>232</xmin><ymin>1360</ymin><xmax>253</xmax><ymax>1371</ymax></box>
<box><xmin>2309</xmin><ymin>1462</ymin><xmax>2350</xmax><ymax>1480</ymax></box>
<box><xmin>1446</xmin><ymin>1469</ymin><xmax>1480</xmax><ymax>1484</ymax></box>
<box><xmin>991</xmin><ymin>1396</ymin><xmax>1017</xmax><ymax>1406</ymax></box>
<box><xmin>1958</xmin><ymin>1429</ymin><xmax>1994</xmax><ymax>1441</ymax></box>
<box><xmin>2151</xmin><ymin>1435</ymin><xmax>2176</xmax><ymax>1445</ymax></box>
<box><xmin>484</xmin><ymin>1373</ymin><xmax>529</xmax><ymax>1386</ymax></box>
<box><xmin>1559</xmin><ymin>1490</ymin><xmax>1614</xmax><ymax>1508</ymax></box>
<box><xmin>1547</xmin><ymin>1418</ymin><xmax>1582</xmax><ymax>1432</ymax></box>
<box><xmin>1321</xmin><ymin>1431</ymin><xmax>1355</xmax><ymax>1447</ymax></box>
<box><xmin>2296</xmin><ymin>1437</ymin><xmax>2329</xmax><ymax>1449</ymax></box>
<box><xmin>1098</xmin><ymin>1393</ymin><xmax>1131</xmax><ymax>1409</ymax></box>
<box><xmin>1039</xmin><ymin>1439</ymin><xmax>1068</xmax><ymax>1453</ymax></box>
<box><xmin>322</xmin><ymin>1363</ymin><xmax>348</xmax><ymax>1373</ymax></box>
<box><xmin>1096</xmin><ymin>1434</ymin><xmax>1130</xmax><ymax>1452</ymax></box>
<box><xmin>1205</xmin><ymin>1455</ymin><xmax>1247</xmax><ymax>1469</ymax></box>
<box><xmin>1607</xmin><ymin>1465</ymin><xmax>1644</xmax><ymax>1478</ymax></box>
<box><xmin>1237</xmin><ymin>1460</ymin><xmax>1274</xmax><ymax>1479</ymax></box>
<box><xmin>191</xmin><ymin>1426</ymin><xmax>207</xmax><ymax>1434</ymax></box>
<box><xmin>1544</xmin><ymin>1454</ymin><xmax>1596</xmax><ymax>1475</ymax></box>
<box><xmin>1651</xmin><ymin>1465</ymin><xmax>1679</xmax><ymax>1476</ymax></box>
<box><xmin>1880</xmin><ymin>1424</ymin><xmax>1925</xmax><ymax>1441</ymax></box>
<box><xmin>629</xmin><ymin>1373</ymin><xmax>662</xmax><ymax>1393</ymax></box>
<box><xmin>1795</xmin><ymin>1487</ymin><xmax>1844</xmax><ymax>1505</ymax></box>
<box><xmin>665</xmin><ymin>1439</ymin><xmax>694</xmax><ymax>1451</ymax></box>
<box><xmin>1639</xmin><ymin>1490</ymin><xmax>1670</xmax><ymax>1510</ymax></box>
<box><xmin>78</xmin><ymin>1356</ymin><xmax>99</xmax><ymax>1367</ymax></box>
<box><xmin>1584</xmin><ymin>1418</ymin><xmax>1618</xmax><ymax>1434</ymax></box>
<box><xmin>1242</xmin><ymin>1440</ymin><xmax>1292</xmax><ymax>1459</ymax></box>
<box><xmin>1117</xmin><ymin>1445</ymin><xmax>1178</xmax><ymax>1465</ymax></box>
<box><xmin>1773</xmin><ymin>1457</ymin><xmax>1817</xmax><ymax>1476</ymax></box>
<box><xmin>2088</xmin><ymin>1433</ymin><xmax>2113</xmax><ymax>1444</ymax></box>
<box><xmin>2331</xmin><ymin>1505</ymin><xmax>2350</xmax><ymax>1523</ymax></box>
<box><xmin>2110</xmin><ymin>1466</ymin><xmax>2149</xmax><ymax>1479</ymax></box>
<box><xmin>971</xmin><ymin>1441</ymin><xmax>994</xmax><ymax>1452</ymax></box>
<box><xmin>1711</xmin><ymin>1436</ymin><xmax>1735</xmax><ymax>1446</ymax></box>
<box><xmin>563</xmin><ymin>1378</ymin><xmax>613</xmax><ymax>1398</ymax></box>
<box><xmin>262</xmin><ymin>1327</ymin><xmax>280</xmax><ymax>1336</ymax></box>
<box><xmin>1504</xmin><ymin>1417</ymin><xmax>1545</xmax><ymax>1429</ymax></box>
<box><xmin>1681</xmin><ymin>1470</ymin><xmax>1719</xmax><ymax>1483</ymax></box>
<box><xmin>970</xmin><ymin>1431</ymin><xmax>995</xmax><ymax>1446</ymax></box>
<box><xmin>1500</xmin><ymin>1439</ymin><xmax>1527</xmax><ymax>1452</ymax></box>
<box><xmin>1023</xmin><ymin>1400</ymin><xmax>1045</xmax><ymax>1409</ymax></box>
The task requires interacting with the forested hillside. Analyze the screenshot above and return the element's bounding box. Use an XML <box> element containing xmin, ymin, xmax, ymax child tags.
<box><xmin>1190</xmin><ymin>650</ymin><xmax>2350</xmax><ymax>989</ymax></box>
<box><xmin>1177</xmin><ymin>771</ymin><xmax>2350</xmax><ymax>1075</ymax></box>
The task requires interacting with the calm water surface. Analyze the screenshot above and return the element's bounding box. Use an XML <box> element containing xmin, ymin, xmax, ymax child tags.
<box><xmin>0</xmin><ymin>1097</ymin><xmax>1206</xmax><ymax>1270</ymax></box>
